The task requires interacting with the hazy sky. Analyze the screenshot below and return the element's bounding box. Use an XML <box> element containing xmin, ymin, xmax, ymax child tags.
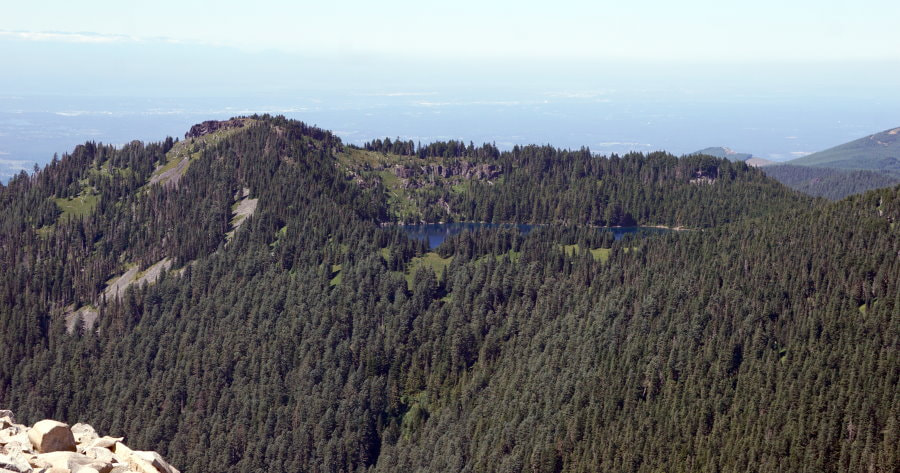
<box><xmin>2</xmin><ymin>1</ymin><xmax>899</xmax><ymax>177</ymax></box>
<box><xmin>4</xmin><ymin>0</ymin><xmax>899</xmax><ymax>62</ymax></box>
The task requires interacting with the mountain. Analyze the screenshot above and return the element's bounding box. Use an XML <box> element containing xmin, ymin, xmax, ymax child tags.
<box><xmin>2</xmin><ymin>116</ymin><xmax>896</xmax><ymax>473</ymax></box>
<box><xmin>763</xmin><ymin>164</ymin><xmax>900</xmax><ymax>200</ymax></box>
<box><xmin>690</xmin><ymin>146</ymin><xmax>754</xmax><ymax>161</ymax></box>
<box><xmin>745</xmin><ymin>157</ymin><xmax>775</xmax><ymax>167</ymax></box>
<box><xmin>762</xmin><ymin>127</ymin><xmax>900</xmax><ymax>199</ymax></box>
<box><xmin>787</xmin><ymin>126</ymin><xmax>900</xmax><ymax>172</ymax></box>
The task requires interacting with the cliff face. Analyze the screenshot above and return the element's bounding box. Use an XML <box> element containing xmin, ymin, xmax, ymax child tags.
<box><xmin>184</xmin><ymin>119</ymin><xmax>246</xmax><ymax>139</ymax></box>
<box><xmin>0</xmin><ymin>410</ymin><xmax>178</xmax><ymax>473</ymax></box>
<box><xmin>392</xmin><ymin>161</ymin><xmax>500</xmax><ymax>181</ymax></box>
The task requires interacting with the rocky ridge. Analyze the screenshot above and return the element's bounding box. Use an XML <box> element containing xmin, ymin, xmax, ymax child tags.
<box><xmin>184</xmin><ymin>118</ymin><xmax>246</xmax><ymax>139</ymax></box>
<box><xmin>0</xmin><ymin>410</ymin><xmax>178</xmax><ymax>473</ymax></box>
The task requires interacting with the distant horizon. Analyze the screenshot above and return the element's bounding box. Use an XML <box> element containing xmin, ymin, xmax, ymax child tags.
<box><xmin>2</xmin><ymin>1</ymin><xmax>899</xmax><ymax>179</ymax></box>
<box><xmin>2</xmin><ymin>91</ymin><xmax>898</xmax><ymax>182</ymax></box>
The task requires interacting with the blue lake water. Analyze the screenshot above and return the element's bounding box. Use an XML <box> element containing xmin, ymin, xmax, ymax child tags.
<box><xmin>401</xmin><ymin>223</ymin><xmax>670</xmax><ymax>249</ymax></box>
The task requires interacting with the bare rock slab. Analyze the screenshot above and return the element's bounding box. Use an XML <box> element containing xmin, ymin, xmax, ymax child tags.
<box><xmin>28</xmin><ymin>421</ymin><xmax>75</xmax><ymax>454</ymax></box>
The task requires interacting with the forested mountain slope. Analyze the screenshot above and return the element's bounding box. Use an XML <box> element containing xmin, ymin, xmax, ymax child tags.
<box><xmin>787</xmin><ymin>126</ymin><xmax>900</xmax><ymax>172</ymax></box>
<box><xmin>346</xmin><ymin>138</ymin><xmax>806</xmax><ymax>226</ymax></box>
<box><xmin>763</xmin><ymin>164</ymin><xmax>900</xmax><ymax>200</ymax></box>
<box><xmin>1</xmin><ymin>116</ymin><xmax>896</xmax><ymax>473</ymax></box>
<box><xmin>689</xmin><ymin>146</ymin><xmax>753</xmax><ymax>161</ymax></box>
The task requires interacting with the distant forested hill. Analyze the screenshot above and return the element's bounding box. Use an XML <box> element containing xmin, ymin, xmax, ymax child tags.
<box><xmin>1</xmin><ymin>116</ymin><xmax>896</xmax><ymax>473</ymax></box>
<box><xmin>347</xmin><ymin>138</ymin><xmax>806</xmax><ymax>226</ymax></box>
<box><xmin>764</xmin><ymin>164</ymin><xmax>900</xmax><ymax>200</ymax></box>
<box><xmin>690</xmin><ymin>146</ymin><xmax>753</xmax><ymax>161</ymax></box>
<box><xmin>787</xmin><ymin>126</ymin><xmax>900</xmax><ymax>172</ymax></box>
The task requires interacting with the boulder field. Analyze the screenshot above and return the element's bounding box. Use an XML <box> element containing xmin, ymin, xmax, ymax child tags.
<box><xmin>0</xmin><ymin>410</ymin><xmax>178</xmax><ymax>473</ymax></box>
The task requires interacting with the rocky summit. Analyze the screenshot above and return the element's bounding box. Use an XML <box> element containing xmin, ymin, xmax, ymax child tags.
<box><xmin>0</xmin><ymin>410</ymin><xmax>178</xmax><ymax>473</ymax></box>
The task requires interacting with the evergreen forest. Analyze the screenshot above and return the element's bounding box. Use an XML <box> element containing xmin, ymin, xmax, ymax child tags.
<box><xmin>1</xmin><ymin>116</ymin><xmax>897</xmax><ymax>472</ymax></box>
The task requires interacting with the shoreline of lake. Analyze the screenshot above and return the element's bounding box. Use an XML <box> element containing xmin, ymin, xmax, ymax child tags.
<box><xmin>397</xmin><ymin>222</ymin><xmax>675</xmax><ymax>249</ymax></box>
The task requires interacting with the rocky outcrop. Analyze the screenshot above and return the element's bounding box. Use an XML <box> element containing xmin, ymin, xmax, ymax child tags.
<box><xmin>689</xmin><ymin>167</ymin><xmax>719</xmax><ymax>185</ymax></box>
<box><xmin>391</xmin><ymin>161</ymin><xmax>501</xmax><ymax>181</ymax></box>
<box><xmin>0</xmin><ymin>411</ymin><xmax>178</xmax><ymax>473</ymax></box>
<box><xmin>184</xmin><ymin>119</ymin><xmax>245</xmax><ymax>139</ymax></box>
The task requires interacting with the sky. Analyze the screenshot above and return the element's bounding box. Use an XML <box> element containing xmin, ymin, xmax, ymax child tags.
<box><xmin>4</xmin><ymin>0</ymin><xmax>900</xmax><ymax>62</ymax></box>
<box><xmin>1</xmin><ymin>1</ymin><xmax>899</xmax><ymax>178</ymax></box>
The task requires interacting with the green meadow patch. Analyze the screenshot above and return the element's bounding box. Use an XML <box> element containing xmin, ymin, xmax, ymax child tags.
<box><xmin>405</xmin><ymin>252</ymin><xmax>453</xmax><ymax>288</ymax></box>
<box><xmin>560</xmin><ymin>244</ymin><xmax>611</xmax><ymax>263</ymax></box>
<box><xmin>53</xmin><ymin>191</ymin><xmax>99</xmax><ymax>222</ymax></box>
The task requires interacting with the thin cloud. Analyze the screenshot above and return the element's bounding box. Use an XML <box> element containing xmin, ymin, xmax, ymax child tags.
<box><xmin>0</xmin><ymin>157</ymin><xmax>34</xmax><ymax>170</ymax></box>
<box><xmin>368</xmin><ymin>92</ymin><xmax>438</xmax><ymax>97</ymax></box>
<box><xmin>596</xmin><ymin>142</ymin><xmax>653</xmax><ymax>148</ymax></box>
<box><xmin>0</xmin><ymin>29</ymin><xmax>185</xmax><ymax>45</ymax></box>
<box><xmin>790</xmin><ymin>151</ymin><xmax>813</xmax><ymax>157</ymax></box>
<box><xmin>547</xmin><ymin>90</ymin><xmax>613</xmax><ymax>99</ymax></box>
<box><xmin>414</xmin><ymin>100</ymin><xmax>523</xmax><ymax>107</ymax></box>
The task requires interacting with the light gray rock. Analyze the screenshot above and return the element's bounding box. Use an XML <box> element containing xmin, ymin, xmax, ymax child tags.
<box><xmin>80</xmin><ymin>449</ymin><xmax>114</xmax><ymax>465</ymax></box>
<box><xmin>0</xmin><ymin>428</ymin><xmax>29</xmax><ymax>447</ymax></box>
<box><xmin>107</xmin><ymin>465</ymin><xmax>134</xmax><ymax>473</ymax></box>
<box><xmin>0</xmin><ymin>451</ymin><xmax>32</xmax><ymax>472</ymax></box>
<box><xmin>30</xmin><ymin>451</ymin><xmax>74</xmax><ymax>469</ymax></box>
<box><xmin>69</xmin><ymin>426</ymin><xmax>97</xmax><ymax>447</ymax></box>
<box><xmin>1</xmin><ymin>438</ymin><xmax>31</xmax><ymax>457</ymax></box>
<box><xmin>28</xmin><ymin>422</ymin><xmax>75</xmax><ymax>454</ymax></box>
<box><xmin>113</xmin><ymin>443</ymin><xmax>178</xmax><ymax>473</ymax></box>
<box><xmin>84</xmin><ymin>439</ymin><xmax>121</xmax><ymax>451</ymax></box>
<box><xmin>0</xmin><ymin>414</ymin><xmax>172</xmax><ymax>473</ymax></box>
<box><xmin>32</xmin><ymin>452</ymin><xmax>110</xmax><ymax>473</ymax></box>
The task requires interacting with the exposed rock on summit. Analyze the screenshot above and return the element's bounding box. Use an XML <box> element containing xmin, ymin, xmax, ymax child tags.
<box><xmin>184</xmin><ymin>118</ymin><xmax>246</xmax><ymax>139</ymax></box>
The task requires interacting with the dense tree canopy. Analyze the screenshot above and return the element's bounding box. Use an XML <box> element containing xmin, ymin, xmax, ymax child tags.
<box><xmin>1</xmin><ymin>116</ymin><xmax>896</xmax><ymax>473</ymax></box>
<box><xmin>763</xmin><ymin>164</ymin><xmax>899</xmax><ymax>200</ymax></box>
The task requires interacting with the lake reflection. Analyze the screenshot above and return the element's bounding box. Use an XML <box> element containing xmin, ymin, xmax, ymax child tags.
<box><xmin>400</xmin><ymin>223</ymin><xmax>669</xmax><ymax>249</ymax></box>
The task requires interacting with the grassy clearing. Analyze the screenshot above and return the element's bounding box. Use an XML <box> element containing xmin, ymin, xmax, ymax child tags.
<box><xmin>405</xmin><ymin>252</ymin><xmax>453</xmax><ymax>288</ymax></box>
<box><xmin>339</xmin><ymin>148</ymin><xmax>419</xmax><ymax>169</ymax></box>
<box><xmin>859</xmin><ymin>300</ymin><xmax>878</xmax><ymax>314</ymax></box>
<box><xmin>338</xmin><ymin>148</ymin><xmax>386</xmax><ymax>167</ymax></box>
<box><xmin>400</xmin><ymin>391</ymin><xmax>430</xmax><ymax>440</ymax></box>
<box><xmin>157</xmin><ymin>154</ymin><xmax>188</xmax><ymax>175</ymax></box>
<box><xmin>560</xmin><ymin>244</ymin><xmax>611</xmax><ymax>263</ymax></box>
<box><xmin>375</xmin><ymin>170</ymin><xmax>402</xmax><ymax>195</ymax></box>
<box><xmin>329</xmin><ymin>264</ymin><xmax>343</xmax><ymax>286</ymax></box>
<box><xmin>373</xmin><ymin>169</ymin><xmax>423</xmax><ymax>220</ymax></box>
<box><xmin>35</xmin><ymin>225</ymin><xmax>55</xmax><ymax>238</ymax></box>
<box><xmin>450</xmin><ymin>181</ymin><xmax>469</xmax><ymax>194</ymax></box>
<box><xmin>54</xmin><ymin>191</ymin><xmax>99</xmax><ymax>222</ymax></box>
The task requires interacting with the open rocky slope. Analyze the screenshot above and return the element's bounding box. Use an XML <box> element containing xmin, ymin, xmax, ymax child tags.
<box><xmin>0</xmin><ymin>410</ymin><xmax>178</xmax><ymax>473</ymax></box>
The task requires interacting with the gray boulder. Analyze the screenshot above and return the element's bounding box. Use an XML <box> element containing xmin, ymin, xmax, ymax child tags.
<box><xmin>28</xmin><ymin>421</ymin><xmax>75</xmax><ymax>454</ymax></box>
<box><xmin>70</xmin><ymin>425</ymin><xmax>98</xmax><ymax>447</ymax></box>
